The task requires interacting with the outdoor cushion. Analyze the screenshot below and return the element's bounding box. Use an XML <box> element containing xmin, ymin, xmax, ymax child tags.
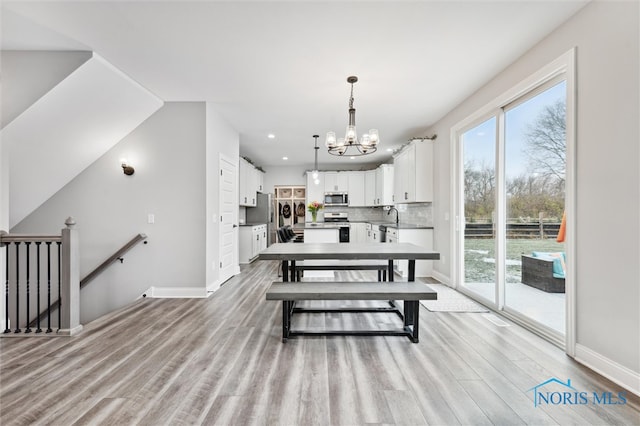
<box><xmin>532</xmin><ymin>251</ymin><xmax>566</xmax><ymax>278</ymax></box>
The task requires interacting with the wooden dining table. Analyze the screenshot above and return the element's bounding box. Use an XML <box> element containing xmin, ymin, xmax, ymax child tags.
<box><xmin>258</xmin><ymin>242</ymin><xmax>440</xmax><ymax>283</ymax></box>
<box><xmin>260</xmin><ymin>242</ymin><xmax>440</xmax><ymax>342</ymax></box>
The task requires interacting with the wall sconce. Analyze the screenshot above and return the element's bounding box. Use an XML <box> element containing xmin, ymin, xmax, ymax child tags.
<box><xmin>120</xmin><ymin>158</ymin><xmax>135</xmax><ymax>176</ymax></box>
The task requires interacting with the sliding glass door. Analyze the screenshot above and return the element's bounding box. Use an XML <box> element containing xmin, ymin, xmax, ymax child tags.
<box><xmin>457</xmin><ymin>78</ymin><xmax>568</xmax><ymax>339</ymax></box>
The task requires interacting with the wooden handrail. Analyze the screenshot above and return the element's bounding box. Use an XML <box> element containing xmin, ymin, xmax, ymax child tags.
<box><xmin>80</xmin><ymin>233</ymin><xmax>147</xmax><ymax>288</ymax></box>
<box><xmin>0</xmin><ymin>232</ymin><xmax>62</xmax><ymax>244</ymax></box>
<box><xmin>28</xmin><ymin>233</ymin><xmax>147</xmax><ymax>327</ymax></box>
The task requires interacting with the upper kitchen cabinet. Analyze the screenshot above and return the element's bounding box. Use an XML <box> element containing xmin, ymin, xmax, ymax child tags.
<box><xmin>256</xmin><ymin>169</ymin><xmax>265</xmax><ymax>193</ymax></box>
<box><xmin>347</xmin><ymin>172</ymin><xmax>365</xmax><ymax>206</ymax></box>
<box><xmin>239</xmin><ymin>157</ymin><xmax>263</xmax><ymax>206</ymax></box>
<box><xmin>393</xmin><ymin>141</ymin><xmax>433</xmax><ymax>203</ymax></box>
<box><xmin>324</xmin><ymin>171</ymin><xmax>349</xmax><ymax>193</ymax></box>
<box><xmin>364</xmin><ymin>170</ymin><xmax>376</xmax><ymax>207</ymax></box>
<box><xmin>375</xmin><ymin>164</ymin><xmax>394</xmax><ymax>206</ymax></box>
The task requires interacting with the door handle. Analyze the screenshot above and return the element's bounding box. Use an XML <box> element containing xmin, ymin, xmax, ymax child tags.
<box><xmin>233</xmin><ymin>224</ymin><xmax>238</xmax><ymax>228</ymax></box>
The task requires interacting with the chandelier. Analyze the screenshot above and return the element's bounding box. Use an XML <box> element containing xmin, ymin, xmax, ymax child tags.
<box><xmin>325</xmin><ymin>76</ymin><xmax>379</xmax><ymax>156</ymax></box>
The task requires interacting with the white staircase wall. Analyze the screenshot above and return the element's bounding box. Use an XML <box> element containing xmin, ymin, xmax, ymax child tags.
<box><xmin>2</xmin><ymin>52</ymin><xmax>163</xmax><ymax>228</ymax></box>
<box><xmin>1</xmin><ymin>50</ymin><xmax>92</xmax><ymax>129</ymax></box>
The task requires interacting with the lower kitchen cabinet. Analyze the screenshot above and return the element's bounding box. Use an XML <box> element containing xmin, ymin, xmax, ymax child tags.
<box><xmin>239</xmin><ymin>224</ymin><xmax>267</xmax><ymax>264</ymax></box>
<box><xmin>386</xmin><ymin>227</ymin><xmax>433</xmax><ymax>277</ymax></box>
<box><xmin>350</xmin><ymin>222</ymin><xmax>368</xmax><ymax>243</ymax></box>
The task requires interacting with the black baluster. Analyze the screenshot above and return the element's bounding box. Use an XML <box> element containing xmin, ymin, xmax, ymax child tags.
<box><xmin>25</xmin><ymin>242</ymin><xmax>32</xmax><ymax>333</ymax></box>
<box><xmin>46</xmin><ymin>242</ymin><xmax>52</xmax><ymax>333</ymax></box>
<box><xmin>35</xmin><ymin>242</ymin><xmax>42</xmax><ymax>333</ymax></box>
<box><xmin>14</xmin><ymin>242</ymin><xmax>21</xmax><ymax>333</ymax></box>
<box><xmin>57</xmin><ymin>242</ymin><xmax>61</xmax><ymax>331</ymax></box>
<box><xmin>4</xmin><ymin>245</ymin><xmax>9</xmax><ymax>333</ymax></box>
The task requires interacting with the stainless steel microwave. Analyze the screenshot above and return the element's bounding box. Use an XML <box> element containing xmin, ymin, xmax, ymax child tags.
<box><xmin>324</xmin><ymin>192</ymin><xmax>349</xmax><ymax>206</ymax></box>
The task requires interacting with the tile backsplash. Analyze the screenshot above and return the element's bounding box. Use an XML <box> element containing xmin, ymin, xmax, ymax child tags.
<box><xmin>325</xmin><ymin>203</ymin><xmax>433</xmax><ymax>226</ymax></box>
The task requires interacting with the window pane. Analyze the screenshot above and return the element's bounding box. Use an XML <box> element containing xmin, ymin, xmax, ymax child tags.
<box><xmin>462</xmin><ymin>117</ymin><xmax>496</xmax><ymax>303</ymax></box>
<box><xmin>504</xmin><ymin>80</ymin><xmax>566</xmax><ymax>334</ymax></box>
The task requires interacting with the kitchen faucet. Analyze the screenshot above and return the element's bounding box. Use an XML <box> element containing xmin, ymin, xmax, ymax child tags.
<box><xmin>387</xmin><ymin>206</ymin><xmax>399</xmax><ymax>225</ymax></box>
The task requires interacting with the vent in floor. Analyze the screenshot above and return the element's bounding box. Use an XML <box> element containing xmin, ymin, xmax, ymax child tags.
<box><xmin>482</xmin><ymin>313</ymin><xmax>511</xmax><ymax>327</ymax></box>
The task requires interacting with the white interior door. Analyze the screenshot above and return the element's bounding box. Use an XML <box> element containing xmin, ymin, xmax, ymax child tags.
<box><xmin>219</xmin><ymin>155</ymin><xmax>238</xmax><ymax>283</ymax></box>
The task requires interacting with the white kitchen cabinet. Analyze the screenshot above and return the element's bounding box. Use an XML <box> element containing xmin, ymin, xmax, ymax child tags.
<box><xmin>256</xmin><ymin>169</ymin><xmax>265</xmax><ymax>193</ymax></box>
<box><xmin>371</xmin><ymin>227</ymin><xmax>382</xmax><ymax>243</ymax></box>
<box><xmin>364</xmin><ymin>170</ymin><xmax>376</xmax><ymax>207</ymax></box>
<box><xmin>239</xmin><ymin>157</ymin><xmax>258</xmax><ymax>206</ymax></box>
<box><xmin>324</xmin><ymin>172</ymin><xmax>349</xmax><ymax>193</ymax></box>
<box><xmin>393</xmin><ymin>141</ymin><xmax>433</xmax><ymax>203</ymax></box>
<box><xmin>347</xmin><ymin>172</ymin><xmax>365</xmax><ymax>206</ymax></box>
<box><xmin>350</xmin><ymin>222</ymin><xmax>367</xmax><ymax>243</ymax></box>
<box><xmin>375</xmin><ymin>164</ymin><xmax>394</xmax><ymax>206</ymax></box>
<box><xmin>239</xmin><ymin>224</ymin><xmax>267</xmax><ymax>264</ymax></box>
<box><xmin>390</xmin><ymin>228</ymin><xmax>433</xmax><ymax>277</ymax></box>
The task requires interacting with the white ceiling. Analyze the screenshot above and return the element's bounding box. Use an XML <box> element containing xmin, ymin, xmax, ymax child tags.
<box><xmin>1</xmin><ymin>1</ymin><xmax>588</xmax><ymax>169</ymax></box>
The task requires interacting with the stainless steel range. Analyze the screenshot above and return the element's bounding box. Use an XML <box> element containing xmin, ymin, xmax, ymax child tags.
<box><xmin>324</xmin><ymin>212</ymin><xmax>350</xmax><ymax>242</ymax></box>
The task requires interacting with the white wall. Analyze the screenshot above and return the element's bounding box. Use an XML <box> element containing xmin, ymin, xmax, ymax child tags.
<box><xmin>1</xmin><ymin>50</ymin><xmax>91</xmax><ymax>128</ymax></box>
<box><xmin>12</xmin><ymin>102</ymin><xmax>208</xmax><ymax>323</ymax></box>
<box><xmin>0</xmin><ymin>128</ymin><xmax>7</xmax><ymax>327</ymax></box>
<box><xmin>263</xmin><ymin>165</ymin><xmax>307</xmax><ymax>193</ymax></box>
<box><xmin>427</xmin><ymin>1</ymin><xmax>639</xmax><ymax>385</ymax></box>
<box><xmin>206</xmin><ymin>103</ymin><xmax>240</xmax><ymax>289</ymax></box>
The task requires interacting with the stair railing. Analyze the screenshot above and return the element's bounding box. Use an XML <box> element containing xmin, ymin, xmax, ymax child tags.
<box><xmin>27</xmin><ymin>232</ymin><xmax>148</xmax><ymax>329</ymax></box>
<box><xmin>0</xmin><ymin>217</ymin><xmax>81</xmax><ymax>335</ymax></box>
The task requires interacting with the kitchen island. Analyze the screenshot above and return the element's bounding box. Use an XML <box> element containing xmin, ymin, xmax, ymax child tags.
<box><xmin>293</xmin><ymin>222</ymin><xmax>346</xmax><ymax>243</ymax></box>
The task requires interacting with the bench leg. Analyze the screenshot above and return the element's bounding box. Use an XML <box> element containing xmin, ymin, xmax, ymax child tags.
<box><xmin>282</xmin><ymin>300</ymin><xmax>292</xmax><ymax>342</ymax></box>
<box><xmin>403</xmin><ymin>300</ymin><xmax>419</xmax><ymax>343</ymax></box>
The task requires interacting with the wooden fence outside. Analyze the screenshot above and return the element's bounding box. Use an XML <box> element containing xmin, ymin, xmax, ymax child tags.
<box><xmin>465</xmin><ymin>222</ymin><xmax>561</xmax><ymax>239</ymax></box>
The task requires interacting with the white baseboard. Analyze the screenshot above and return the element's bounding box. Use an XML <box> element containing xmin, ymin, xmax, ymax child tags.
<box><xmin>57</xmin><ymin>325</ymin><xmax>84</xmax><ymax>336</ymax></box>
<box><xmin>145</xmin><ymin>286</ymin><xmax>208</xmax><ymax>298</ymax></box>
<box><xmin>207</xmin><ymin>279</ymin><xmax>223</xmax><ymax>293</ymax></box>
<box><xmin>431</xmin><ymin>270</ymin><xmax>450</xmax><ymax>285</ymax></box>
<box><xmin>575</xmin><ymin>343</ymin><xmax>640</xmax><ymax>397</ymax></box>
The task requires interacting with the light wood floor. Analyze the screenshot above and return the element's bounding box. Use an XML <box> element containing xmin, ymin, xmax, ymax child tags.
<box><xmin>1</xmin><ymin>260</ymin><xmax>639</xmax><ymax>425</ymax></box>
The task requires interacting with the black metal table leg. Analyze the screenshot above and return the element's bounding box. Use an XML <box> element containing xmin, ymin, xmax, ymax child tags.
<box><xmin>411</xmin><ymin>301</ymin><xmax>419</xmax><ymax>342</ymax></box>
<box><xmin>408</xmin><ymin>259</ymin><xmax>415</xmax><ymax>282</ymax></box>
<box><xmin>281</xmin><ymin>260</ymin><xmax>289</xmax><ymax>282</ymax></box>
<box><xmin>388</xmin><ymin>259</ymin><xmax>394</xmax><ymax>282</ymax></box>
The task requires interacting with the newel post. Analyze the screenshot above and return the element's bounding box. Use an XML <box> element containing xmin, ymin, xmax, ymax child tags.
<box><xmin>60</xmin><ymin>217</ymin><xmax>82</xmax><ymax>335</ymax></box>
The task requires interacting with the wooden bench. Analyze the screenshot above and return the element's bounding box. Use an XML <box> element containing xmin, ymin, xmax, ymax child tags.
<box><xmin>291</xmin><ymin>259</ymin><xmax>391</xmax><ymax>282</ymax></box>
<box><xmin>266</xmin><ymin>281</ymin><xmax>437</xmax><ymax>343</ymax></box>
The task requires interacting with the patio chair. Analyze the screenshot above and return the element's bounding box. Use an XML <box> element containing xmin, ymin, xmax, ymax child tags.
<box><xmin>521</xmin><ymin>254</ymin><xmax>565</xmax><ymax>293</ymax></box>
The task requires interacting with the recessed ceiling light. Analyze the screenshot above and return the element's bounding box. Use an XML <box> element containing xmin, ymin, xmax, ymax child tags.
<box><xmin>386</xmin><ymin>148</ymin><xmax>393</xmax><ymax>152</ymax></box>
<box><xmin>350</xmin><ymin>156</ymin><xmax>355</xmax><ymax>160</ymax></box>
<box><xmin>267</xmin><ymin>134</ymin><xmax>275</xmax><ymax>139</ymax></box>
<box><xmin>282</xmin><ymin>156</ymin><xmax>288</xmax><ymax>160</ymax></box>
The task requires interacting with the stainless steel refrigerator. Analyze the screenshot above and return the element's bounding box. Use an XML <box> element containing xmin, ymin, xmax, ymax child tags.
<box><xmin>245</xmin><ymin>192</ymin><xmax>275</xmax><ymax>246</ymax></box>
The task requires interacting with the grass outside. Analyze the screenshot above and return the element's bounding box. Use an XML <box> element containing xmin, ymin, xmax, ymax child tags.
<box><xmin>465</xmin><ymin>238</ymin><xmax>564</xmax><ymax>283</ymax></box>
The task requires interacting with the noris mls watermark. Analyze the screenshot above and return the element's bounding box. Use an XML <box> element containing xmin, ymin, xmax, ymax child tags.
<box><xmin>527</xmin><ymin>378</ymin><xmax>627</xmax><ymax>407</ymax></box>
